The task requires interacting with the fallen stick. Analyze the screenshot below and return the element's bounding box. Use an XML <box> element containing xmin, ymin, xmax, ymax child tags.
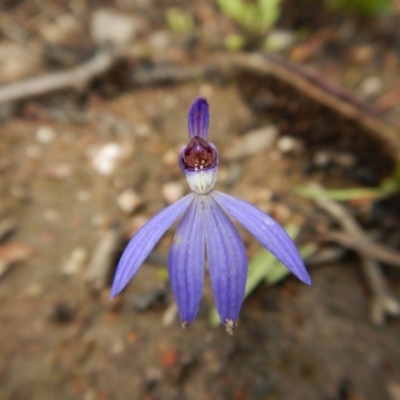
<box><xmin>84</xmin><ymin>227</ymin><xmax>122</xmax><ymax>292</ymax></box>
<box><xmin>315</xmin><ymin>196</ymin><xmax>400</xmax><ymax>325</ymax></box>
<box><xmin>315</xmin><ymin>197</ymin><xmax>400</xmax><ymax>267</ymax></box>
<box><xmin>0</xmin><ymin>51</ymin><xmax>398</xmax><ymax>155</ymax></box>
<box><xmin>0</xmin><ymin>48</ymin><xmax>120</xmax><ymax>105</ymax></box>
<box><xmin>362</xmin><ymin>258</ymin><xmax>400</xmax><ymax>326</ymax></box>
<box><xmin>0</xmin><ymin>219</ymin><xmax>17</xmax><ymax>243</ymax></box>
<box><xmin>221</xmin><ymin>52</ymin><xmax>400</xmax><ymax>154</ymax></box>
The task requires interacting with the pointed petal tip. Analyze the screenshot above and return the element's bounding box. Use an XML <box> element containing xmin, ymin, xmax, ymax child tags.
<box><xmin>301</xmin><ymin>273</ymin><xmax>312</xmax><ymax>286</ymax></box>
<box><xmin>211</xmin><ymin>192</ymin><xmax>313</xmax><ymax>288</ymax></box>
<box><xmin>294</xmin><ymin>261</ymin><xmax>312</xmax><ymax>286</ymax></box>
<box><xmin>109</xmin><ymin>284</ymin><xmax>121</xmax><ymax>299</ymax></box>
<box><xmin>291</xmin><ymin>264</ymin><xmax>312</xmax><ymax>286</ymax></box>
<box><xmin>224</xmin><ymin>319</ymin><xmax>238</xmax><ymax>335</ymax></box>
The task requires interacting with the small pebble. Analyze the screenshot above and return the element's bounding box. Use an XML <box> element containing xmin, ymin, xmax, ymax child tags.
<box><xmin>313</xmin><ymin>151</ymin><xmax>330</xmax><ymax>168</ymax></box>
<box><xmin>162</xmin><ymin>148</ymin><xmax>179</xmax><ymax>167</ymax></box>
<box><xmin>9</xmin><ymin>185</ymin><xmax>30</xmax><ymax>201</ymax></box>
<box><xmin>359</xmin><ymin>76</ymin><xmax>383</xmax><ymax>97</ymax></box>
<box><xmin>350</xmin><ymin>45</ymin><xmax>375</xmax><ymax>64</ymax></box>
<box><xmin>43</xmin><ymin>209</ymin><xmax>59</xmax><ymax>222</ymax></box>
<box><xmin>150</xmin><ymin>30</ymin><xmax>172</xmax><ymax>52</ymax></box>
<box><xmin>135</xmin><ymin>122</ymin><xmax>152</xmax><ymax>137</ymax></box>
<box><xmin>91</xmin><ymin>214</ymin><xmax>109</xmax><ymax>229</ymax></box>
<box><xmin>117</xmin><ymin>189</ymin><xmax>142</xmax><ymax>215</ymax></box>
<box><xmin>39</xmin><ymin>14</ymin><xmax>81</xmax><ymax>44</ymax></box>
<box><xmin>83</xmin><ymin>390</ymin><xmax>96</xmax><ymax>400</ymax></box>
<box><xmin>144</xmin><ymin>368</ymin><xmax>163</xmax><ymax>389</ymax></box>
<box><xmin>199</xmin><ymin>84</ymin><xmax>214</xmax><ymax>98</ymax></box>
<box><xmin>277</xmin><ymin>136</ymin><xmax>300</xmax><ymax>154</ymax></box>
<box><xmin>85</xmin><ymin>229</ymin><xmax>122</xmax><ymax>292</ymax></box>
<box><xmin>91</xmin><ymin>9</ymin><xmax>144</xmax><ymax>46</ymax></box>
<box><xmin>113</xmin><ymin>176</ymin><xmax>127</xmax><ymax>189</ymax></box>
<box><xmin>25</xmin><ymin>145</ymin><xmax>42</xmax><ymax>159</ymax></box>
<box><xmin>77</xmin><ymin>189</ymin><xmax>91</xmax><ymax>202</ymax></box>
<box><xmin>162</xmin><ymin>182</ymin><xmax>184</xmax><ymax>204</ymax></box>
<box><xmin>91</xmin><ymin>142</ymin><xmax>123</xmax><ymax>176</ymax></box>
<box><xmin>225</xmin><ymin>125</ymin><xmax>278</xmax><ymax>161</ymax></box>
<box><xmin>312</xmin><ymin>150</ymin><xmax>355</xmax><ymax>169</ymax></box>
<box><xmin>162</xmin><ymin>303</ymin><xmax>178</xmax><ymax>327</ymax></box>
<box><xmin>25</xmin><ymin>283</ymin><xmax>44</xmax><ymax>297</ymax></box>
<box><xmin>62</xmin><ymin>247</ymin><xmax>88</xmax><ymax>275</ymax></box>
<box><xmin>35</xmin><ymin>126</ymin><xmax>55</xmax><ymax>144</ymax></box>
<box><xmin>332</xmin><ymin>152</ymin><xmax>355</xmax><ymax>168</ymax></box>
<box><xmin>264</xmin><ymin>29</ymin><xmax>296</xmax><ymax>52</ymax></box>
<box><xmin>111</xmin><ymin>340</ymin><xmax>125</xmax><ymax>355</ymax></box>
<box><xmin>44</xmin><ymin>163</ymin><xmax>72</xmax><ymax>179</ymax></box>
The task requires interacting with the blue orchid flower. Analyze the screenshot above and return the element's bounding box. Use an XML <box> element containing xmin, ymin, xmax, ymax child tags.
<box><xmin>111</xmin><ymin>97</ymin><xmax>311</xmax><ymax>333</ymax></box>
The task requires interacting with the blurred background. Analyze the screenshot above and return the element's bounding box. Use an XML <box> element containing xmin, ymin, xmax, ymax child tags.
<box><xmin>1</xmin><ymin>0</ymin><xmax>400</xmax><ymax>399</ymax></box>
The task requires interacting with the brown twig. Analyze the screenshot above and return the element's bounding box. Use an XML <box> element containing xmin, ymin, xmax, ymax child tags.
<box><xmin>315</xmin><ymin>197</ymin><xmax>400</xmax><ymax>267</ymax></box>
<box><xmin>1</xmin><ymin>51</ymin><xmax>398</xmax><ymax>155</ymax></box>
<box><xmin>84</xmin><ymin>227</ymin><xmax>122</xmax><ymax>292</ymax></box>
<box><xmin>0</xmin><ymin>48</ymin><xmax>121</xmax><ymax>106</ymax></box>
<box><xmin>315</xmin><ymin>196</ymin><xmax>400</xmax><ymax>325</ymax></box>
<box><xmin>131</xmin><ymin>53</ymin><xmax>400</xmax><ymax>151</ymax></box>
<box><xmin>362</xmin><ymin>259</ymin><xmax>400</xmax><ymax>326</ymax></box>
<box><xmin>0</xmin><ymin>219</ymin><xmax>17</xmax><ymax>243</ymax></box>
<box><xmin>327</xmin><ymin>231</ymin><xmax>400</xmax><ymax>267</ymax></box>
<box><xmin>219</xmin><ymin>53</ymin><xmax>400</xmax><ymax>154</ymax></box>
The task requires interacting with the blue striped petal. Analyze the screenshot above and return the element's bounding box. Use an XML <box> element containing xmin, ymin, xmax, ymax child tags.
<box><xmin>188</xmin><ymin>97</ymin><xmax>209</xmax><ymax>140</ymax></box>
<box><xmin>168</xmin><ymin>196</ymin><xmax>205</xmax><ymax>326</ymax></box>
<box><xmin>110</xmin><ymin>194</ymin><xmax>195</xmax><ymax>298</ymax></box>
<box><xmin>211</xmin><ymin>191</ymin><xmax>311</xmax><ymax>285</ymax></box>
<box><xmin>203</xmin><ymin>195</ymin><xmax>247</xmax><ymax>332</ymax></box>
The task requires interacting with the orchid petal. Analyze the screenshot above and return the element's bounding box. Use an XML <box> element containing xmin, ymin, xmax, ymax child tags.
<box><xmin>203</xmin><ymin>196</ymin><xmax>247</xmax><ymax>327</ymax></box>
<box><xmin>168</xmin><ymin>197</ymin><xmax>205</xmax><ymax>325</ymax></box>
<box><xmin>212</xmin><ymin>191</ymin><xmax>311</xmax><ymax>285</ymax></box>
<box><xmin>111</xmin><ymin>194</ymin><xmax>195</xmax><ymax>297</ymax></box>
<box><xmin>188</xmin><ymin>97</ymin><xmax>209</xmax><ymax>140</ymax></box>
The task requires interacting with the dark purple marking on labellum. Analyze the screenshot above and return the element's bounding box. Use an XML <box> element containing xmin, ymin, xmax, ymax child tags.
<box><xmin>182</xmin><ymin>136</ymin><xmax>216</xmax><ymax>171</ymax></box>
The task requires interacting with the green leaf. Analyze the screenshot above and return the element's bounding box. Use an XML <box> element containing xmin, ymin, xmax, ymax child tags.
<box><xmin>217</xmin><ymin>0</ymin><xmax>244</xmax><ymax>21</ymax></box>
<box><xmin>165</xmin><ymin>7</ymin><xmax>194</xmax><ymax>34</ymax></box>
<box><xmin>325</xmin><ymin>0</ymin><xmax>393</xmax><ymax>15</ymax></box>
<box><xmin>296</xmin><ymin>179</ymin><xmax>399</xmax><ymax>201</ymax></box>
<box><xmin>224</xmin><ymin>33</ymin><xmax>246</xmax><ymax>51</ymax></box>
<box><xmin>209</xmin><ymin>307</ymin><xmax>221</xmax><ymax>328</ymax></box>
<box><xmin>217</xmin><ymin>0</ymin><xmax>281</xmax><ymax>35</ymax></box>
<box><xmin>245</xmin><ymin>248</ymin><xmax>277</xmax><ymax>296</ymax></box>
<box><xmin>258</xmin><ymin>0</ymin><xmax>281</xmax><ymax>31</ymax></box>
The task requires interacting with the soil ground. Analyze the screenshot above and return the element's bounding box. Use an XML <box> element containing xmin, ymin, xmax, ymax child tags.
<box><xmin>1</xmin><ymin>1</ymin><xmax>400</xmax><ymax>399</ymax></box>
